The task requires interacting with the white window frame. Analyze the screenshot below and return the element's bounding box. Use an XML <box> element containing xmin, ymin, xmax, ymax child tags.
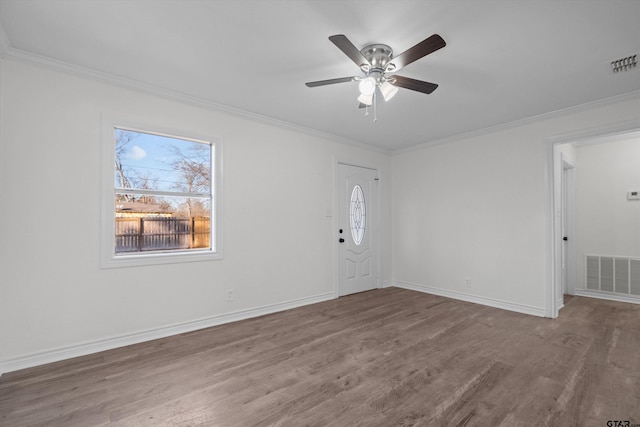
<box><xmin>101</xmin><ymin>116</ymin><xmax>223</xmax><ymax>268</ymax></box>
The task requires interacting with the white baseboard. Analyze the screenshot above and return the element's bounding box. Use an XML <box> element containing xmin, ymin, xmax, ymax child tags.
<box><xmin>0</xmin><ymin>292</ymin><xmax>335</xmax><ymax>376</ymax></box>
<box><xmin>389</xmin><ymin>280</ymin><xmax>547</xmax><ymax>317</ymax></box>
<box><xmin>574</xmin><ymin>289</ymin><xmax>640</xmax><ymax>305</ymax></box>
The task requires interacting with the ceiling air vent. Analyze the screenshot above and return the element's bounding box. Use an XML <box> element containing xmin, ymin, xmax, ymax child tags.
<box><xmin>611</xmin><ymin>54</ymin><xmax>637</xmax><ymax>73</ymax></box>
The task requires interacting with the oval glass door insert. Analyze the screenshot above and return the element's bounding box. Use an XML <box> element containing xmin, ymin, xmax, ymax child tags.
<box><xmin>350</xmin><ymin>185</ymin><xmax>366</xmax><ymax>245</ymax></box>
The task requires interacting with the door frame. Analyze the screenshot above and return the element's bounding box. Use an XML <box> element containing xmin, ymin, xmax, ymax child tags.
<box><xmin>333</xmin><ymin>159</ymin><xmax>381</xmax><ymax>298</ymax></box>
<box><xmin>550</xmin><ymin>144</ymin><xmax>577</xmax><ymax>316</ymax></box>
<box><xmin>545</xmin><ymin>121</ymin><xmax>640</xmax><ymax>318</ymax></box>
<box><xmin>559</xmin><ymin>153</ymin><xmax>576</xmax><ymax>307</ymax></box>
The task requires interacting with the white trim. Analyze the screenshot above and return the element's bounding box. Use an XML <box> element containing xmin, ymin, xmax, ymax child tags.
<box><xmin>546</xmin><ymin>121</ymin><xmax>640</xmax><ymax>145</ymax></box>
<box><xmin>390</xmin><ymin>281</ymin><xmax>546</xmax><ymax>318</ymax></box>
<box><xmin>0</xmin><ymin>291</ymin><xmax>334</xmax><ymax>376</ymax></box>
<box><xmin>551</xmin><ymin>150</ymin><xmax>577</xmax><ymax>312</ymax></box>
<box><xmin>393</xmin><ymin>92</ymin><xmax>640</xmax><ymax>155</ymax></box>
<box><xmin>574</xmin><ymin>290</ymin><xmax>640</xmax><ymax>305</ymax></box>
<box><xmin>545</xmin><ymin>135</ymin><xmax>556</xmax><ymax>318</ymax></box>
<box><xmin>100</xmin><ymin>115</ymin><xmax>224</xmax><ymax>268</ymax></box>
<box><xmin>560</xmin><ymin>155</ymin><xmax>576</xmax><ymax>297</ymax></box>
<box><xmin>115</xmin><ymin>187</ymin><xmax>210</xmax><ymax>198</ymax></box>
<box><xmin>572</xmin><ymin>129</ymin><xmax>640</xmax><ymax>147</ymax></box>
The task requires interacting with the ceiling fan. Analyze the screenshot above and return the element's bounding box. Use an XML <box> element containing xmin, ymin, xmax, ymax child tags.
<box><xmin>305</xmin><ymin>34</ymin><xmax>446</xmax><ymax>117</ymax></box>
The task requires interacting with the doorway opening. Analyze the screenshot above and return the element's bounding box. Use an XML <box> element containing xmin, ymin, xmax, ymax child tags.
<box><xmin>550</xmin><ymin>127</ymin><xmax>640</xmax><ymax>317</ymax></box>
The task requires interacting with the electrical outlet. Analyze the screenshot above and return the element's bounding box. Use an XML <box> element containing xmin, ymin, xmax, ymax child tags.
<box><xmin>464</xmin><ymin>278</ymin><xmax>471</xmax><ymax>288</ymax></box>
<box><xmin>226</xmin><ymin>289</ymin><xmax>234</xmax><ymax>302</ymax></box>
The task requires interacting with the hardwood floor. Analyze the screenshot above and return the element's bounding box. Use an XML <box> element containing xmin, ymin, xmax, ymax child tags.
<box><xmin>1</xmin><ymin>287</ymin><xmax>639</xmax><ymax>426</ymax></box>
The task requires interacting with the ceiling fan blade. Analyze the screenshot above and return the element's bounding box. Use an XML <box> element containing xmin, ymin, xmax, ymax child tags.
<box><xmin>305</xmin><ymin>76</ymin><xmax>357</xmax><ymax>87</ymax></box>
<box><xmin>389</xmin><ymin>75</ymin><xmax>439</xmax><ymax>94</ymax></box>
<box><xmin>387</xmin><ymin>34</ymin><xmax>446</xmax><ymax>72</ymax></box>
<box><xmin>329</xmin><ymin>35</ymin><xmax>372</xmax><ymax>70</ymax></box>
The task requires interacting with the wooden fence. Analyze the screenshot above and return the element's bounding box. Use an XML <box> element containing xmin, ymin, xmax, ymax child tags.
<box><xmin>115</xmin><ymin>217</ymin><xmax>210</xmax><ymax>253</ymax></box>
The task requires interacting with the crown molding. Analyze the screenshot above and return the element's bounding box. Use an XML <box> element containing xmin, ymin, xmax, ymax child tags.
<box><xmin>392</xmin><ymin>90</ymin><xmax>640</xmax><ymax>156</ymax></box>
<box><xmin>0</xmin><ymin>42</ymin><xmax>390</xmax><ymax>155</ymax></box>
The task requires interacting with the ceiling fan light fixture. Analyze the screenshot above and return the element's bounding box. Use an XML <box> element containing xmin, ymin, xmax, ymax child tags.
<box><xmin>357</xmin><ymin>93</ymin><xmax>373</xmax><ymax>106</ymax></box>
<box><xmin>380</xmin><ymin>81</ymin><xmax>399</xmax><ymax>102</ymax></box>
<box><xmin>358</xmin><ymin>76</ymin><xmax>377</xmax><ymax>96</ymax></box>
<box><xmin>305</xmin><ymin>33</ymin><xmax>446</xmax><ymax>122</ymax></box>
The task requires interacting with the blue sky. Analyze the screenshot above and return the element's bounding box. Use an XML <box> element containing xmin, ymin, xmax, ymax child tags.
<box><xmin>116</xmin><ymin>129</ymin><xmax>211</xmax><ymax>193</ymax></box>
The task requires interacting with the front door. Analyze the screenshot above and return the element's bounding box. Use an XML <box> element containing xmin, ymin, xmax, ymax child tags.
<box><xmin>338</xmin><ymin>163</ymin><xmax>378</xmax><ymax>296</ymax></box>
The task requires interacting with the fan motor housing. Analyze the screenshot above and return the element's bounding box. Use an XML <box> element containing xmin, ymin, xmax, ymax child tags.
<box><xmin>360</xmin><ymin>44</ymin><xmax>393</xmax><ymax>71</ymax></box>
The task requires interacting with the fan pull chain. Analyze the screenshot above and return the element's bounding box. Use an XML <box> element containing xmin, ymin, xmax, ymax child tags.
<box><xmin>373</xmin><ymin>90</ymin><xmax>377</xmax><ymax>123</ymax></box>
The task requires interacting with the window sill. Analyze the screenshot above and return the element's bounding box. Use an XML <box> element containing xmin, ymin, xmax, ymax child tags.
<box><xmin>101</xmin><ymin>249</ymin><xmax>223</xmax><ymax>269</ymax></box>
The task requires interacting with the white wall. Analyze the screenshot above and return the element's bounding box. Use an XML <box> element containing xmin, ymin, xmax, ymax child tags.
<box><xmin>1</xmin><ymin>54</ymin><xmax>639</xmax><ymax>372</ymax></box>
<box><xmin>390</xmin><ymin>96</ymin><xmax>640</xmax><ymax>315</ymax></box>
<box><xmin>575</xmin><ymin>134</ymin><xmax>640</xmax><ymax>289</ymax></box>
<box><xmin>0</xmin><ymin>59</ymin><xmax>391</xmax><ymax>368</ymax></box>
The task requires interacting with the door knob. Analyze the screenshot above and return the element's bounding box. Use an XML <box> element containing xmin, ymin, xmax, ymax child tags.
<box><xmin>563</xmin><ymin>236</ymin><xmax>568</xmax><ymax>241</ymax></box>
<box><xmin>339</xmin><ymin>238</ymin><xmax>345</xmax><ymax>243</ymax></box>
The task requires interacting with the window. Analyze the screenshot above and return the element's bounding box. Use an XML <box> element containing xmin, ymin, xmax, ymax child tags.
<box><xmin>102</xmin><ymin>118</ymin><xmax>222</xmax><ymax>267</ymax></box>
<box><xmin>350</xmin><ymin>184</ymin><xmax>366</xmax><ymax>245</ymax></box>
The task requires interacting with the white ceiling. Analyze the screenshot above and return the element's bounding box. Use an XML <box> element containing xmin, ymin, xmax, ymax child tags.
<box><xmin>1</xmin><ymin>0</ymin><xmax>639</xmax><ymax>152</ymax></box>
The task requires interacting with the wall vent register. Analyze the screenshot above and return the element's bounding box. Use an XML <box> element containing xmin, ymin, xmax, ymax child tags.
<box><xmin>611</xmin><ymin>54</ymin><xmax>637</xmax><ymax>73</ymax></box>
<box><xmin>586</xmin><ymin>255</ymin><xmax>640</xmax><ymax>296</ymax></box>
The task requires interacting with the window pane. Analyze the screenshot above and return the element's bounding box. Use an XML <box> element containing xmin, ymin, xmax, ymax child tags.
<box><xmin>350</xmin><ymin>185</ymin><xmax>366</xmax><ymax>245</ymax></box>
<box><xmin>115</xmin><ymin>194</ymin><xmax>211</xmax><ymax>254</ymax></box>
<box><xmin>115</xmin><ymin>128</ymin><xmax>211</xmax><ymax>194</ymax></box>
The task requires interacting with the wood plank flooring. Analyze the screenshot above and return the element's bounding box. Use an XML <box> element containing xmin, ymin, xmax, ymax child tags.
<box><xmin>1</xmin><ymin>287</ymin><xmax>639</xmax><ymax>426</ymax></box>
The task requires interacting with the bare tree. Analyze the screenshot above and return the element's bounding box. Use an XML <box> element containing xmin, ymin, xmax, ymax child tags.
<box><xmin>115</xmin><ymin>129</ymin><xmax>135</xmax><ymax>201</ymax></box>
<box><xmin>135</xmin><ymin>172</ymin><xmax>158</xmax><ymax>205</ymax></box>
<box><xmin>115</xmin><ymin>129</ymin><xmax>162</xmax><ymax>205</ymax></box>
<box><xmin>169</xmin><ymin>143</ymin><xmax>211</xmax><ymax>217</ymax></box>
